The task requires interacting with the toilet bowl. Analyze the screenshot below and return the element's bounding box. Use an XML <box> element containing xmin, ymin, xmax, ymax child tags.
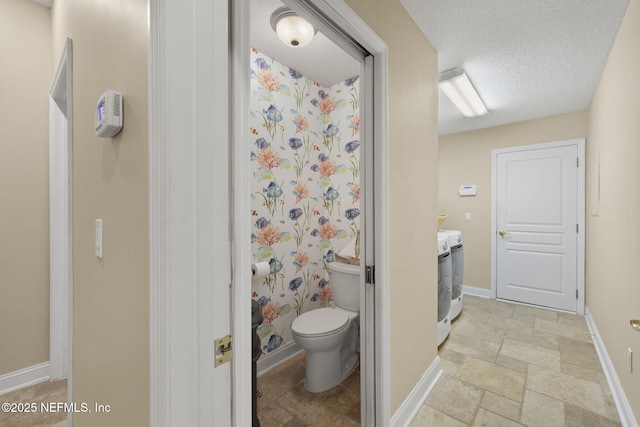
<box><xmin>291</xmin><ymin>261</ymin><xmax>360</xmax><ymax>393</ymax></box>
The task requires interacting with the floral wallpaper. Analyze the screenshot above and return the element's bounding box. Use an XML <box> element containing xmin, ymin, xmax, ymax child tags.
<box><xmin>250</xmin><ymin>48</ymin><xmax>360</xmax><ymax>356</ymax></box>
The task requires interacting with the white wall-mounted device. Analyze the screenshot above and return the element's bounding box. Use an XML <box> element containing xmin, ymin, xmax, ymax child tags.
<box><xmin>459</xmin><ymin>185</ymin><xmax>477</xmax><ymax>196</ymax></box>
<box><xmin>95</xmin><ymin>89</ymin><xmax>123</xmax><ymax>138</ymax></box>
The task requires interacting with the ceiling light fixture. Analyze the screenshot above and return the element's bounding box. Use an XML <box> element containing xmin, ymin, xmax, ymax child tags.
<box><xmin>270</xmin><ymin>6</ymin><xmax>316</xmax><ymax>48</ymax></box>
<box><xmin>438</xmin><ymin>68</ymin><xmax>488</xmax><ymax>118</ymax></box>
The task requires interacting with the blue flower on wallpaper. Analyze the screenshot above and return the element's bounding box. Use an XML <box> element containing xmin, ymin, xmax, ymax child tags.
<box><xmin>318</xmin><ymin>278</ymin><xmax>329</xmax><ymax>288</ymax></box>
<box><xmin>255</xmin><ymin>57</ymin><xmax>269</xmax><ymax>70</ymax></box>
<box><xmin>265</xmin><ymin>182</ymin><xmax>283</xmax><ymax>199</ymax></box>
<box><xmin>288</xmin><ymin>138</ymin><xmax>303</xmax><ymax>150</ymax></box>
<box><xmin>258</xmin><ymin>296</ymin><xmax>270</xmax><ymax>306</ymax></box>
<box><xmin>345</xmin><ymin>140</ymin><xmax>359</xmax><ymax>153</ymax></box>
<box><xmin>269</xmin><ymin>258</ymin><xmax>283</xmax><ymax>275</ymax></box>
<box><xmin>255</xmin><ymin>217</ymin><xmax>270</xmax><ymax>229</ymax></box>
<box><xmin>255</xmin><ymin>137</ymin><xmax>269</xmax><ymax>149</ymax></box>
<box><xmin>345</xmin><ymin>208</ymin><xmax>360</xmax><ymax>220</ymax></box>
<box><xmin>265</xmin><ymin>334</ymin><xmax>284</xmax><ymax>352</ymax></box>
<box><xmin>318</xmin><ymin>153</ymin><xmax>328</xmax><ymax>162</ymax></box>
<box><xmin>318</xmin><ymin>89</ymin><xmax>329</xmax><ymax>99</ymax></box>
<box><xmin>310</xmin><ymin>99</ymin><xmax>319</xmax><ymax>107</ymax></box>
<box><xmin>265</xmin><ymin>105</ymin><xmax>283</xmax><ymax>123</ymax></box>
<box><xmin>324</xmin><ymin>187</ymin><xmax>339</xmax><ymax>201</ymax></box>
<box><xmin>318</xmin><ymin>216</ymin><xmax>330</xmax><ymax>225</ymax></box>
<box><xmin>324</xmin><ymin>124</ymin><xmax>339</xmax><ymax>138</ymax></box>
<box><xmin>289</xmin><ymin>277</ymin><xmax>303</xmax><ymax>292</ymax></box>
<box><xmin>345</xmin><ymin>76</ymin><xmax>359</xmax><ymax>87</ymax></box>
<box><xmin>289</xmin><ymin>68</ymin><xmax>303</xmax><ymax>79</ymax></box>
<box><xmin>311</xmin><ymin>293</ymin><xmax>319</xmax><ymax>302</ymax></box>
<box><xmin>289</xmin><ymin>208</ymin><xmax>303</xmax><ymax>221</ymax></box>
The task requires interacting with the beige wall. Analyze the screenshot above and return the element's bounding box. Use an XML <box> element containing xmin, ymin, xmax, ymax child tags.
<box><xmin>438</xmin><ymin>111</ymin><xmax>589</xmax><ymax>290</ymax></box>
<box><xmin>586</xmin><ymin>0</ymin><xmax>640</xmax><ymax>420</ymax></box>
<box><xmin>51</xmin><ymin>0</ymin><xmax>149</xmax><ymax>425</ymax></box>
<box><xmin>0</xmin><ymin>0</ymin><xmax>51</xmax><ymax>376</ymax></box>
<box><xmin>345</xmin><ymin>0</ymin><xmax>440</xmax><ymax>414</ymax></box>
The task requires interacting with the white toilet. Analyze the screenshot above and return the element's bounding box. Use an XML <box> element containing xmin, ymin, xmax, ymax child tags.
<box><xmin>291</xmin><ymin>261</ymin><xmax>360</xmax><ymax>393</ymax></box>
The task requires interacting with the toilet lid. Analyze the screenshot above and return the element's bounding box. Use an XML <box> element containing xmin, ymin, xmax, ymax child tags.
<box><xmin>292</xmin><ymin>308</ymin><xmax>349</xmax><ymax>336</ymax></box>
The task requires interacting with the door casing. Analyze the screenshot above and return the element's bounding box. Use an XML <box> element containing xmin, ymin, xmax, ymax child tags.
<box><xmin>149</xmin><ymin>0</ymin><xmax>390</xmax><ymax>425</ymax></box>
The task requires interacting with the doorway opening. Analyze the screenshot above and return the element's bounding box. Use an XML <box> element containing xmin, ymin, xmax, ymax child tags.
<box><xmin>249</xmin><ymin>1</ymin><xmax>363</xmax><ymax>424</ymax></box>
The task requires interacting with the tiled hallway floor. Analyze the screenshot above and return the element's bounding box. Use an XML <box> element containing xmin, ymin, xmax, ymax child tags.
<box><xmin>0</xmin><ymin>296</ymin><xmax>622</xmax><ymax>427</ymax></box>
<box><xmin>411</xmin><ymin>295</ymin><xmax>622</xmax><ymax>426</ymax></box>
<box><xmin>0</xmin><ymin>379</ymin><xmax>67</xmax><ymax>427</ymax></box>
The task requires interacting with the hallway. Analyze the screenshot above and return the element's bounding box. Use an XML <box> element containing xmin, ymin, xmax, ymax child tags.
<box><xmin>411</xmin><ymin>295</ymin><xmax>621</xmax><ymax>426</ymax></box>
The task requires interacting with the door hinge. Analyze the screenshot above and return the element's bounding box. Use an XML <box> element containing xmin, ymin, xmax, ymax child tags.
<box><xmin>576</xmin><ymin>224</ymin><xmax>579</xmax><ymax>233</ymax></box>
<box><xmin>577</xmin><ymin>157</ymin><xmax>579</xmax><ymax>167</ymax></box>
<box><xmin>366</xmin><ymin>265</ymin><xmax>375</xmax><ymax>285</ymax></box>
<box><xmin>214</xmin><ymin>335</ymin><xmax>232</xmax><ymax>367</ymax></box>
<box><xmin>576</xmin><ymin>289</ymin><xmax>579</xmax><ymax>299</ymax></box>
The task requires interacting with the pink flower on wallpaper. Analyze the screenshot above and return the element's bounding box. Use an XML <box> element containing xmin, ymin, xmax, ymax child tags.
<box><xmin>294</xmin><ymin>251</ymin><xmax>310</xmax><ymax>272</ymax></box>
<box><xmin>262</xmin><ymin>300</ymin><xmax>281</xmax><ymax>324</ymax></box>
<box><xmin>319</xmin><ymin>221</ymin><xmax>338</xmax><ymax>240</ymax></box>
<box><xmin>318</xmin><ymin>160</ymin><xmax>338</xmax><ymax>177</ymax></box>
<box><xmin>257</xmin><ymin>70</ymin><xmax>281</xmax><ymax>92</ymax></box>
<box><xmin>350</xmin><ymin>114</ymin><xmax>360</xmax><ymax>137</ymax></box>
<box><xmin>294</xmin><ymin>114</ymin><xmax>309</xmax><ymax>134</ymax></box>
<box><xmin>351</xmin><ymin>181</ymin><xmax>360</xmax><ymax>204</ymax></box>
<box><xmin>319</xmin><ymin>285</ymin><xmax>333</xmax><ymax>302</ymax></box>
<box><xmin>256</xmin><ymin>224</ymin><xmax>282</xmax><ymax>246</ymax></box>
<box><xmin>294</xmin><ymin>182</ymin><xmax>309</xmax><ymax>203</ymax></box>
<box><xmin>319</xmin><ymin>97</ymin><xmax>337</xmax><ymax>115</ymax></box>
<box><xmin>257</xmin><ymin>147</ymin><xmax>281</xmax><ymax>169</ymax></box>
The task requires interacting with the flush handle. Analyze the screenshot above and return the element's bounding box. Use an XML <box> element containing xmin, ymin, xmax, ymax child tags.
<box><xmin>631</xmin><ymin>319</ymin><xmax>640</xmax><ymax>332</ymax></box>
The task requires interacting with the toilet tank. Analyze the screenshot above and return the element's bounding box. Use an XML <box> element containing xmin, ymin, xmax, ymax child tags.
<box><xmin>327</xmin><ymin>261</ymin><xmax>360</xmax><ymax>312</ymax></box>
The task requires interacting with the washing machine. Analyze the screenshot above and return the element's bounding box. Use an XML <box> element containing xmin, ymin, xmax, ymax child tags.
<box><xmin>438</xmin><ymin>229</ymin><xmax>464</xmax><ymax>320</ymax></box>
<box><xmin>437</xmin><ymin>235</ymin><xmax>452</xmax><ymax>346</ymax></box>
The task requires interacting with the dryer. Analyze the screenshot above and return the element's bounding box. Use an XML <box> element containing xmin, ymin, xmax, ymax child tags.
<box><xmin>437</xmin><ymin>235</ymin><xmax>452</xmax><ymax>346</ymax></box>
<box><xmin>438</xmin><ymin>229</ymin><xmax>464</xmax><ymax>320</ymax></box>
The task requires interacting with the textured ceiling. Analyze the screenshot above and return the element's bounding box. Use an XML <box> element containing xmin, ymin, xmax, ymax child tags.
<box><xmin>399</xmin><ymin>0</ymin><xmax>629</xmax><ymax>135</ymax></box>
<box><xmin>250</xmin><ymin>0</ymin><xmax>360</xmax><ymax>87</ymax></box>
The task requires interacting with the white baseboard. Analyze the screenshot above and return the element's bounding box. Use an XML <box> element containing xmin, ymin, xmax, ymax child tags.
<box><xmin>391</xmin><ymin>356</ymin><xmax>443</xmax><ymax>427</ymax></box>
<box><xmin>256</xmin><ymin>342</ymin><xmax>303</xmax><ymax>377</ymax></box>
<box><xmin>0</xmin><ymin>362</ymin><xmax>50</xmax><ymax>395</ymax></box>
<box><xmin>585</xmin><ymin>307</ymin><xmax>638</xmax><ymax>427</ymax></box>
<box><xmin>462</xmin><ymin>285</ymin><xmax>491</xmax><ymax>298</ymax></box>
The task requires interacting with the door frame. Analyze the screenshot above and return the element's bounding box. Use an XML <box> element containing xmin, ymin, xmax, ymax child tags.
<box><xmin>234</xmin><ymin>0</ymin><xmax>390</xmax><ymax>424</ymax></box>
<box><xmin>149</xmin><ymin>0</ymin><xmax>389</xmax><ymax>424</ymax></box>
<box><xmin>49</xmin><ymin>38</ymin><xmax>73</xmax><ymax>385</ymax></box>
<box><xmin>490</xmin><ymin>138</ymin><xmax>585</xmax><ymax>314</ymax></box>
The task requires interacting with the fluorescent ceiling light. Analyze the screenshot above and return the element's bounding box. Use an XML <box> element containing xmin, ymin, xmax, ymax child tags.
<box><xmin>439</xmin><ymin>68</ymin><xmax>488</xmax><ymax>118</ymax></box>
<box><xmin>270</xmin><ymin>6</ymin><xmax>316</xmax><ymax>48</ymax></box>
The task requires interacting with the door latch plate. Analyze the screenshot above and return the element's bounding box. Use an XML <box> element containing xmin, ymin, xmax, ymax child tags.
<box><xmin>214</xmin><ymin>335</ymin><xmax>232</xmax><ymax>367</ymax></box>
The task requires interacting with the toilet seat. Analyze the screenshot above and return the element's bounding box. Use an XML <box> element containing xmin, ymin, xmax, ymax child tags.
<box><xmin>292</xmin><ymin>308</ymin><xmax>349</xmax><ymax>338</ymax></box>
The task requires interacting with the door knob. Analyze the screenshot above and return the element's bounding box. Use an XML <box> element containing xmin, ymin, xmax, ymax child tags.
<box><xmin>631</xmin><ymin>319</ymin><xmax>640</xmax><ymax>332</ymax></box>
<box><xmin>498</xmin><ymin>230</ymin><xmax>508</xmax><ymax>237</ymax></box>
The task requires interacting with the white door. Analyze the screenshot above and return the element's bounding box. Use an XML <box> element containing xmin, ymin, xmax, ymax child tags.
<box><xmin>494</xmin><ymin>140</ymin><xmax>584</xmax><ymax>312</ymax></box>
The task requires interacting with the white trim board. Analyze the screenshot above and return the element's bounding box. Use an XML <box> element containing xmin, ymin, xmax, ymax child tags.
<box><xmin>390</xmin><ymin>357</ymin><xmax>442</xmax><ymax>427</ymax></box>
<box><xmin>256</xmin><ymin>343</ymin><xmax>303</xmax><ymax>377</ymax></box>
<box><xmin>463</xmin><ymin>285</ymin><xmax>490</xmax><ymax>299</ymax></box>
<box><xmin>585</xmin><ymin>307</ymin><xmax>638</xmax><ymax>427</ymax></box>
<box><xmin>0</xmin><ymin>363</ymin><xmax>50</xmax><ymax>395</ymax></box>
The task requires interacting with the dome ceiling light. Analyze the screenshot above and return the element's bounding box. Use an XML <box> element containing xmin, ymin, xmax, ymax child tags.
<box><xmin>270</xmin><ymin>6</ymin><xmax>316</xmax><ymax>48</ymax></box>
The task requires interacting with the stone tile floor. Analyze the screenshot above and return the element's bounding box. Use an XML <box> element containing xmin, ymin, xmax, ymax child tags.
<box><xmin>256</xmin><ymin>352</ymin><xmax>361</xmax><ymax>426</ymax></box>
<box><xmin>0</xmin><ymin>379</ymin><xmax>67</xmax><ymax>427</ymax></box>
<box><xmin>411</xmin><ymin>295</ymin><xmax>622</xmax><ymax>426</ymax></box>
<box><xmin>0</xmin><ymin>296</ymin><xmax>622</xmax><ymax>426</ymax></box>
